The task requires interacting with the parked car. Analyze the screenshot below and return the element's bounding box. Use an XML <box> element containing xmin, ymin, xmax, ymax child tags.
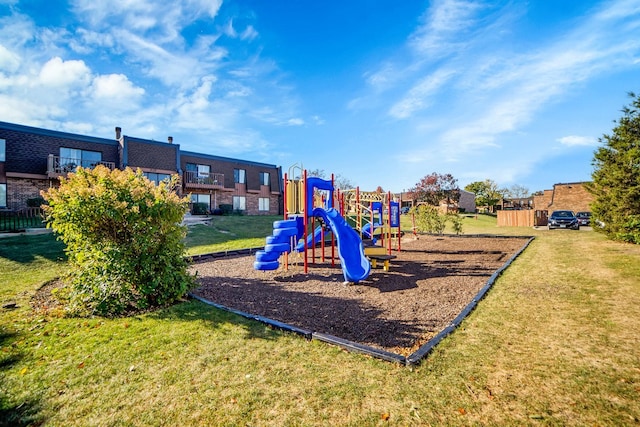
<box><xmin>548</xmin><ymin>210</ymin><xmax>580</xmax><ymax>230</ymax></box>
<box><xmin>575</xmin><ymin>211</ymin><xmax>591</xmax><ymax>226</ymax></box>
<box><xmin>401</xmin><ymin>206</ymin><xmax>411</xmax><ymax>214</ymax></box>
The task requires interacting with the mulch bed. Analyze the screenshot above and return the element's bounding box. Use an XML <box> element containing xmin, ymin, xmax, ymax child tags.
<box><xmin>190</xmin><ymin>235</ymin><xmax>531</xmax><ymax>357</ymax></box>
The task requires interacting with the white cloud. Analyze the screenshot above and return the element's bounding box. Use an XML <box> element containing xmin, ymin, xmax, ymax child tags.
<box><xmin>91</xmin><ymin>74</ymin><xmax>145</xmax><ymax>100</ymax></box>
<box><xmin>365</xmin><ymin>62</ymin><xmax>397</xmax><ymax>91</ymax></box>
<box><xmin>287</xmin><ymin>118</ymin><xmax>304</xmax><ymax>126</ymax></box>
<box><xmin>111</xmin><ymin>29</ymin><xmax>207</xmax><ymax>88</ymax></box>
<box><xmin>388</xmin><ymin>68</ymin><xmax>455</xmax><ymax>119</ymax></box>
<box><xmin>71</xmin><ymin>0</ymin><xmax>222</xmax><ymax>39</ymax></box>
<box><xmin>0</xmin><ymin>95</ymin><xmax>41</xmax><ymax>124</ymax></box>
<box><xmin>557</xmin><ymin>135</ymin><xmax>598</xmax><ymax>147</ymax></box>
<box><xmin>0</xmin><ymin>13</ymin><xmax>36</xmax><ymax>50</ymax></box>
<box><xmin>68</xmin><ymin>0</ymin><xmax>228</xmax><ymax>91</ymax></box>
<box><xmin>240</xmin><ymin>25</ymin><xmax>258</xmax><ymax>41</ymax></box>
<box><xmin>69</xmin><ymin>29</ymin><xmax>116</xmax><ymax>54</ymax></box>
<box><xmin>222</xmin><ymin>19</ymin><xmax>237</xmax><ymax>38</ymax></box>
<box><xmin>0</xmin><ymin>44</ymin><xmax>21</xmax><ymax>72</ymax></box>
<box><xmin>39</xmin><ymin>57</ymin><xmax>91</xmax><ymax>87</ymax></box>
<box><xmin>387</xmin><ymin>0</ymin><xmax>640</xmax><ymax>169</ymax></box>
<box><xmin>223</xmin><ymin>20</ymin><xmax>258</xmax><ymax>41</ymax></box>
<box><xmin>409</xmin><ymin>0</ymin><xmax>484</xmax><ymax>57</ymax></box>
<box><xmin>226</xmin><ymin>83</ymin><xmax>252</xmax><ymax>97</ymax></box>
<box><xmin>178</xmin><ymin>79</ymin><xmax>214</xmax><ymax>115</ymax></box>
<box><xmin>59</xmin><ymin>121</ymin><xmax>96</xmax><ymax>135</ymax></box>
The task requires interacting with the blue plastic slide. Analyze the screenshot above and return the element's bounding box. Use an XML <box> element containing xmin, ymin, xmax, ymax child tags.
<box><xmin>310</xmin><ymin>207</ymin><xmax>371</xmax><ymax>283</ymax></box>
<box><xmin>361</xmin><ymin>222</ymin><xmax>381</xmax><ymax>239</ymax></box>
<box><xmin>295</xmin><ymin>225</ymin><xmax>329</xmax><ymax>252</ymax></box>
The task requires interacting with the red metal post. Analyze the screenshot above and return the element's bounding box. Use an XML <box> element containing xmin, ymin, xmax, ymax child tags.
<box><xmin>387</xmin><ymin>191</ymin><xmax>392</xmax><ymax>255</ymax></box>
<box><xmin>303</xmin><ymin>169</ymin><xmax>308</xmax><ymax>273</ymax></box>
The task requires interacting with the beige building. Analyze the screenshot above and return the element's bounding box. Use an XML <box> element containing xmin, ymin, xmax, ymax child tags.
<box><xmin>533</xmin><ymin>182</ymin><xmax>593</xmax><ymax>213</ymax></box>
<box><xmin>498</xmin><ymin>182</ymin><xmax>594</xmax><ymax>227</ymax></box>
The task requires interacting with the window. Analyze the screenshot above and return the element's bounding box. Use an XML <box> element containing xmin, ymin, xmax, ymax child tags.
<box><xmin>234</xmin><ymin>168</ymin><xmax>246</xmax><ymax>184</ymax></box>
<box><xmin>197</xmin><ymin>164</ymin><xmax>210</xmax><ymax>178</ymax></box>
<box><xmin>186</xmin><ymin>163</ymin><xmax>211</xmax><ymax>183</ymax></box>
<box><xmin>258</xmin><ymin>197</ymin><xmax>269</xmax><ymax>211</ymax></box>
<box><xmin>187</xmin><ymin>163</ymin><xmax>210</xmax><ymax>177</ymax></box>
<box><xmin>0</xmin><ymin>183</ymin><xmax>6</xmax><ymax>208</ymax></box>
<box><xmin>144</xmin><ymin>172</ymin><xmax>171</xmax><ymax>185</ymax></box>
<box><xmin>232</xmin><ymin>196</ymin><xmax>246</xmax><ymax>211</ymax></box>
<box><xmin>191</xmin><ymin>194</ymin><xmax>211</xmax><ymax>205</ymax></box>
<box><xmin>190</xmin><ymin>194</ymin><xmax>210</xmax><ymax>215</ymax></box>
<box><xmin>259</xmin><ymin>172</ymin><xmax>270</xmax><ymax>186</ymax></box>
<box><xmin>0</xmin><ymin>139</ymin><xmax>5</xmax><ymax>162</ymax></box>
<box><xmin>59</xmin><ymin>147</ymin><xmax>102</xmax><ymax>171</ymax></box>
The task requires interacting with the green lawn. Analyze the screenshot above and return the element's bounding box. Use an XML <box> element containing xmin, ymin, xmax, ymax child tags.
<box><xmin>1</xmin><ymin>216</ymin><xmax>639</xmax><ymax>426</ymax></box>
<box><xmin>184</xmin><ymin>215</ymin><xmax>280</xmax><ymax>255</ymax></box>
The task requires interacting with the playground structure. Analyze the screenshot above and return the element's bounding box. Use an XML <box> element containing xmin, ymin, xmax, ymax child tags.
<box><xmin>340</xmin><ymin>187</ymin><xmax>402</xmax><ymax>266</ymax></box>
<box><xmin>254</xmin><ymin>165</ymin><xmax>402</xmax><ymax>282</ymax></box>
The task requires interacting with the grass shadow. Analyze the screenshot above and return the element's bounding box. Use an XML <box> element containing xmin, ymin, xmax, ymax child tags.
<box><xmin>0</xmin><ymin>399</ymin><xmax>43</xmax><ymax>427</ymax></box>
<box><xmin>0</xmin><ymin>234</ymin><xmax>66</xmax><ymax>264</ymax></box>
<box><xmin>0</xmin><ymin>332</ymin><xmax>45</xmax><ymax>427</ymax></box>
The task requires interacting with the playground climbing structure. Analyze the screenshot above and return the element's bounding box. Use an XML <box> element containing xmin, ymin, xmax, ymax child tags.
<box><xmin>254</xmin><ymin>165</ymin><xmax>370</xmax><ymax>283</ymax></box>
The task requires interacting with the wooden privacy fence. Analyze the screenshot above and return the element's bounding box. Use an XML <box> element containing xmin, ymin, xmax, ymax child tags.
<box><xmin>497</xmin><ymin>209</ymin><xmax>534</xmax><ymax>227</ymax></box>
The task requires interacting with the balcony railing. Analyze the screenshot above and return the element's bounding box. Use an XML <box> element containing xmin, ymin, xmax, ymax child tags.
<box><xmin>183</xmin><ymin>170</ymin><xmax>225</xmax><ymax>189</ymax></box>
<box><xmin>47</xmin><ymin>154</ymin><xmax>116</xmax><ymax>177</ymax></box>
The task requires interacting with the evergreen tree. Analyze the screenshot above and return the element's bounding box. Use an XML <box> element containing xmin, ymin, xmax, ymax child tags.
<box><xmin>587</xmin><ymin>92</ymin><xmax>640</xmax><ymax>243</ymax></box>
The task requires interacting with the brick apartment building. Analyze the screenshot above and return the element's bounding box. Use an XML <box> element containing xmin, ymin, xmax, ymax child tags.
<box><xmin>497</xmin><ymin>182</ymin><xmax>594</xmax><ymax>226</ymax></box>
<box><xmin>0</xmin><ymin>121</ymin><xmax>282</xmax><ymax>215</ymax></box>
<box><xmin>532</xmin><ymin>182</ymin><xmax>593</xmax><ymax>213</ymax></box>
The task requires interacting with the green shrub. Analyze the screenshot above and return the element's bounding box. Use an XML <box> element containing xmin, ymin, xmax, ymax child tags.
<box><xmin>411</xmin><ymin>205</ymin><xmax>463</xmax><ymax>235</ymax></box>
<box><xmin>616</xmin><ymin>214</ymin><xmax>640</xmax><ymax>244</ymax></box>
<box><xmin>219</xmin><ymin>204</ymin><xmax>233</xmax><ymax>215</ymax></box>
<box><xmin>412</xmin><ymin>204</ymin><xmax>446</xmax><ymax>234</ymax></box>
<box><xmin>191</xmin><ymin>202</ymin><xmax>209</xmax><ymax>215</ymax></box>
<box><xmin>26</xmin><ymin>196</ymin><xmax>46</xmax><ymax>207</ymax></box>
<box><xmin>448</xmin><ymin>213</ymin><xmax>463</xmax><ymax>235</ymax></box>
<box><xmin>41</xmin><ymin>166</ymin><xmax>195</xmax><ymax>317</ymax></box>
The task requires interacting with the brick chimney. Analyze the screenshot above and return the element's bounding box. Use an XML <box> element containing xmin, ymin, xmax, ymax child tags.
<box><xmin>168</xmin><ymin>136</ymin><xmax>173</xmax><ymax>144</ymax></box>
<box><xmin>115</xmin><ymin>126</ymin><xmax>122</xmax><ymax>139</ymax></box>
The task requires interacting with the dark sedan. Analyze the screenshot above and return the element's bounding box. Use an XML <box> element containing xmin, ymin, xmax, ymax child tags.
<box><xmin>576</xmin><ymin>211</ymin><xmax>591</xmax><ymax>226</ymax></box>
<box><xmin>548</xmin><ymin>210</ymin><xmax>580</xmax><ymax>230</ymax></box>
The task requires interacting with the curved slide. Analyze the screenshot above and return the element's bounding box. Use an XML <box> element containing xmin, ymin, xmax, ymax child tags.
<box><xmin>361</xmin><ymin>222</ymin><xmax>380</xmax><ymax>239</ymax></box>
<box><xmin>294</xmin><ymin>225</ymin><xmax>329</xmax><ymax>252</ymax></box>
<box><xmin>309</xmin><ymin>207</ymin><xmax>371</xmax><ymax>283</ymax></box>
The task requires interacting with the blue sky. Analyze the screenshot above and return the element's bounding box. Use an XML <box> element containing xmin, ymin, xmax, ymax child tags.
<box><xmin>1</xmin><ymin>0</ymin><xmax>639</xmax><ymax>194</ymax></box>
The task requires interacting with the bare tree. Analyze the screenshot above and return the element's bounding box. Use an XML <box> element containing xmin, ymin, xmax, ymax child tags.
<box><xmin>306</xmin><ymin>168</ymin><xmax>355</xmax><ymax>190</ymax></box>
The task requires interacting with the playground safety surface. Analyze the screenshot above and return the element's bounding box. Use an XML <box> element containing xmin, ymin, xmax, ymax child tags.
<box><xmin>191</xmin><ymin>235</ymin><xmax>531</xmax><ymax>361</ymax></box>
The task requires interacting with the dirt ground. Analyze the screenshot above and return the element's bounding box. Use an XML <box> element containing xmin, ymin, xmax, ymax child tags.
<box><xmin>190</xmin><ymin>235</ymin><xmax>530</xmax><ymax>356</ymax></box>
